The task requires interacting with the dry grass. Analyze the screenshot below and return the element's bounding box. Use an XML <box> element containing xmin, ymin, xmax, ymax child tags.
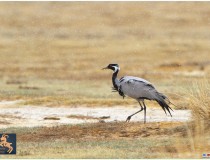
<box><xmin>0</xmin><ymin>2</ymin><xmax>210</xmax><ymax>107</ymax></box>
<box><xmin>188</xmin><ymin>79</ymin><xmax>210</xmax><ymax>120</ymax></box>
<box><xmin>163</xmin><ymin>80</ymin><xmax>210</xmax><ymax>158</ymax></box>
<box><xmin>1</xmin><ymin>119</ymin><xmax>206</xmax><ymax>159</ymax></box>
<box><xmin>2</xmin><ymin>122</ymin><xmax>185</xmax><ymax>158</ymax></box>
<box><xmin>16</xmin><ymin>122</ymin><xmax>184</xmax><ymax>142</ymax></box>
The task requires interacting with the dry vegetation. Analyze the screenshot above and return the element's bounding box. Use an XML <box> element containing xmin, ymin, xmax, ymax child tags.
<box><xmin>0</xmin><ymin>2</ymin><xmax>210</xmax><ymax>107</ymax></box>
<box><xmin>0</xmin><ymin>2</ymin><xmax>210</xmax><ymax>159</ymax></box>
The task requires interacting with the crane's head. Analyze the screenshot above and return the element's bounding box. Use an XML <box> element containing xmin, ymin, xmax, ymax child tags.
<box><xmin>102</xmin><ymin>64</ymin><xmax>120</xmax><ymax>72</ymax></box>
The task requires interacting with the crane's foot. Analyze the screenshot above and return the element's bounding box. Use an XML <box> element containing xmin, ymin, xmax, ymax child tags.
<box><xmin>126</xmin><ymin>116</ymin><xmax>131</xmax><ymax>122</ymax></box>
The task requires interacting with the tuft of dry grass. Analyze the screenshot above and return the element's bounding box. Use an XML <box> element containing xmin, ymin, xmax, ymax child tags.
<box><xmin>188</xmin><ymin>80</ymin><xmax>210</xmax><ymax>154</ymax></box>
<box><xmin>188</xmin><ymin>79</ymin><xmax>210</xmax><ymax>120</ymax></box>
<box><xmin>171</xmin><ymin>80</ymin><xmax>210</xmax><ymax>158</ymax></box>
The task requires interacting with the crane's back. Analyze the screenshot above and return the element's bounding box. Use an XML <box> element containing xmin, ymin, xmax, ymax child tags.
<box><xmin>119</xmin><ymin>76</ymin><xmax>158</xmax><ymax>100</ymax></box>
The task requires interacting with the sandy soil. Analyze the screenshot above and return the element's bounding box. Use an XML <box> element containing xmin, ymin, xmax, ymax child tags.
<box><xmin>0</xmin><ymin>100</ymin><xmax>191</xmax><ymax>128</ymax></box>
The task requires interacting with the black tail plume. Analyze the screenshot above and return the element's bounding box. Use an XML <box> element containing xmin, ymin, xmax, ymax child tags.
<box><xmin>156</xmin><ymin>99</ymin><xmax>173</xmax><ymax>117</ymax></box>
<box><xmin>158</xmin><ymin>92</ymin><xmax>178</xmax><ymax>109</ymax></box>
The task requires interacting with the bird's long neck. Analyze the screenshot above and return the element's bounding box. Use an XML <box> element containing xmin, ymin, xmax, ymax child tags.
<box><xmin>112</xmin><ymin>70</ymin><xmax>119</xmax><ymax>90</ymax></box>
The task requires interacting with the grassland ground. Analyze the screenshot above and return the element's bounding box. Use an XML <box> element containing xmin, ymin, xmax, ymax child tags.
<box><xmin>2</xmin><ymin>121</ymin><xmax>210</xmax><ymax>158</ymax></box>
<box><xmin>0</xmin><ymin>2</ymin><xmax>210</xmax><ymax>159</ymax></box>
<box><xmin>0</xmin><ymin>2</ymin><xmax>210</xmax><ymax>107</ymax></box>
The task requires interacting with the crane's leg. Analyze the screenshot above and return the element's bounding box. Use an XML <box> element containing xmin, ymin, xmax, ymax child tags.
<box><xmin>126</xmin><ymin>101</ymin><xmax>144</xmax><ymax>122</ymax></box>
<box><xmin>142</xmin><ymin>101</ymin><xmax>147</xmax><ymax>124</ymax></box>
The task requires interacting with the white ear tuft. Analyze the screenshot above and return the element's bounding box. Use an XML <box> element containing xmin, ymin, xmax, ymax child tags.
<box><xmin>113</xmin><ymin>66</ymin><xmax>119</xmax><ymax>73</ymax></box>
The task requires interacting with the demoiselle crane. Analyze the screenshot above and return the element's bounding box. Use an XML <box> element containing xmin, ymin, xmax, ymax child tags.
<box><xmin>103</xmin><ymin>64</ymin><xmax>174</xmax><ymax>123</ymax></box>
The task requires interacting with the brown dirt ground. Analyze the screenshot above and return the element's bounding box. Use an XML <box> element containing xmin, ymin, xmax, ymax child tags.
<box><xmin>18</xmin><ymin>121</ymin><xmax>187</xmax><ymax>142</ymax></box>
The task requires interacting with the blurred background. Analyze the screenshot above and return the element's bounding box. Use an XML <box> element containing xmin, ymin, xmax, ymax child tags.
<box><xmin>0</xmin><ymin>2</ymin><xmax>210</xmax><ymax>107</ymax></box>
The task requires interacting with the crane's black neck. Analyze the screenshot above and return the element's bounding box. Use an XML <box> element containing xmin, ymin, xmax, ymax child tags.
<box><xmin>112</xmin><ymin>70</ymin><xmax>119</xmax><ymax>90</ymax></box>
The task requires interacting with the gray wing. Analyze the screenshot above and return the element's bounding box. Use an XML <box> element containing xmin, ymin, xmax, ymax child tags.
<box><xmin>119</xmin><ymin>76</ymin><xmax>152</xmax><ymax>85</ymax></box>
<box><xmin>119</xmin><ymin>76</ymin><xmax>159</xmax><ymax>100</ymax></box>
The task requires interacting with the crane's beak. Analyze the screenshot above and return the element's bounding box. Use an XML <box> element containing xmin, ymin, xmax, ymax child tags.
<box><xmin>102</xmin><ymin>66</ymin><xmax>108</xmax><ymax>70</ymax></box>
